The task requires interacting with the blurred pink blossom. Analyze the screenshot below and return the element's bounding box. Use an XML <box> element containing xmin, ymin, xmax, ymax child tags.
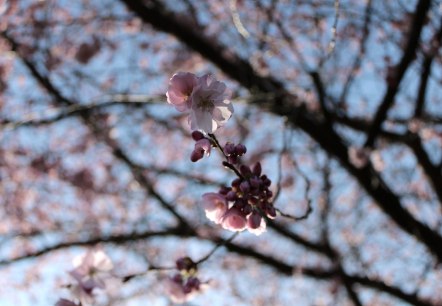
<box><xmin>201</xmin><ymin>193</ymin><xmax>228</xmax><ymax>224</ymax></box>
<box><xmin>164</xmin><ymin>275</ymin><xmax>201</xmax><ymax>304</ymax></box>
<box><xmin>189</xmin><ymin>74</ymin><xmax>233</xmax><ymax>133</ymax></box>
<box><xmin>166</xmin><ymin>72</ymin><xmax>198</xmax><ymax>112</ymax></box>
<box><xmin>68</xmin><ymin>249</ymin><xmax>113</xmax><ymax>304</ymax></box>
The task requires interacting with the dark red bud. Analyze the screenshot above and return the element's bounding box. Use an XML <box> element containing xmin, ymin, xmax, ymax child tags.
<box><xmin>190</xmin><ymin>150</ymin><xmax>203</xmax><ymax>162</ymax></box>
<box><xmin>240</xmin><ymin>181</ymin><xmax>250</xmax><ymax>193</ymax></box>
<box><xmin>253</xmin><ymin>162</ymin><xmax>262</xmax><ymax>176</ymax></box>
<box><xmin>235</xmin><ymin>144</ymin><xmax>247</xmax><ymax>155</ymax></box>
<box><xmin>231</xmin><ymin>178</ymin><xmax>242</xmax><ymax>188</ymax></box>
<box><xmin>191</xmin><ymin>130</ymin><xmax>205</xmax><ymax>141</ymax></box>
<box><xmin>224</xmin><ymin>142</ymin><xmax>236</xmax><ymax>155</ymax></box>
<box><xmin>226</xmin><ymin>191</ymin><xmax>237</xmax><ymax>201</ymax></box>
<box><xmin>219</xmin><ymin>186</ymin><xmax>231</xmax><ymax>195</ymax></box>
<box><xmin>240</xmin><ymin>165</ymin><xmax>251</xmax><ymax>176</ymax></box>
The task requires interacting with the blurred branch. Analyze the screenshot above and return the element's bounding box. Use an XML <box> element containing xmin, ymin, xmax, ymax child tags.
<box><xmin>340</xmin><ymin>0</ymin><xmax>372</xmax><ymax>101</ymax></box>
<box><xmin>2</xmin><ymin>31</ymin><xmax>194</xmax><ymax>232</ymax></box>
<box><xmin>414</xmin><ymin>19</ymin><xmax>442</xmax><ymax>118</ymax></box>
<box><xmin>364</xmin><ymin>0</ymin><xmax>431</xmax><ymax>148</ymax></box>
<box><xmin>0</xmin><ymin>96</ymin><xmax>158</xmax><ymax>130</ymax></box>
<box><xmin>0</xmin><ymin>227</ymin><xmax>189</xmax><ymax>266</ymax></box>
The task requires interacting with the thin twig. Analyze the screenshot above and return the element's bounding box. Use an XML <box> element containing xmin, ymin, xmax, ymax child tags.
<box><xmin>196</xmin><ymin>232</ymin><xmax>239</xmax><ymax>264</ymax></box>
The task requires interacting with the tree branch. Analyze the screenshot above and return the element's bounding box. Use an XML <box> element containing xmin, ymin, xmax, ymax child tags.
<box><xmin>364</xmin><ymin>0</ymin><xmax>431</xmax><ymax>148</ymax></box>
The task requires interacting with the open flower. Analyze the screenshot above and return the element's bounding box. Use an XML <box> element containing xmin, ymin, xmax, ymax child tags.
<box><xmin>68</xmin><ymin>249</ymin><xmax>113</xmax><ymax>305</ymax></box>
<box><xmin>166</xmin><ymin>72</ymin><xmax>198</xmax><ymax>112</ymax></box>
<box><xmin>201</xmin><ymin>193</ymin><xmax>228</xmax><ymax>224</ymax></box>
<box><xmin>189</xmin><ymin>74</ymin><xmax>233</xmax><ymax>133</ymax></box>
<box><xmin>221</xmin><ymin>207</ymin><xmax>247</xmax><ymax>232</ymax></box>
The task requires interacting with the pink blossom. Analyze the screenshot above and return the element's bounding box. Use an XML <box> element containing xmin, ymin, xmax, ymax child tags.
<box><xmin>189</xmin><ymin>74</ymin><xmax>233</xmax><ymax>133</ymax></box>
<box><xmin>201</xmin><ymin>193</ymin><xmax>228</xmax><ymax>224</ymax></box>
<box><xmin>164</xmin><ymin>275</ymin><xmax>201</xmax><ymax>304</ymax></box>
<box><xmin>166</xmin><ymin>72</ymin><xmax>198</xmax><ymax>112</ymax></box>
<box><xmin>221</xmin><ymin>207</ymin><xmax>247</xmax><ymax>232</ymax></box>
<box><xmin>247</xmin><ymin>212</ymin><xmax>267</xmax><ymax>235</ymax></box>
<box><xmin>68</xmin><ymin>249</ymin><xmax>113</xmax><ymax>304</ymax></box>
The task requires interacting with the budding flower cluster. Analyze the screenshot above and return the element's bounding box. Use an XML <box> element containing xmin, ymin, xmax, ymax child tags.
<box><xmin>201</xmin><ymin>142</ymin><xmax>275</xmax><ymax>235</ymax></box>
<box><xmin>165</xmin><ymin>257</ymin><xmax>203</xmax><ymax>304</ymax></box>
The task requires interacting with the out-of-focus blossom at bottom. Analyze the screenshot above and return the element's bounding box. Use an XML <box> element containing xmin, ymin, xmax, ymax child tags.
<box><xmin>164</xmin><ymin>257</ymin><xmax>206</xmax><ymax>304</ymax></box>
<box><xmin>57</xmin><ymin>249</ymin><xmax>114</xmax><ymax>305</ymax></box>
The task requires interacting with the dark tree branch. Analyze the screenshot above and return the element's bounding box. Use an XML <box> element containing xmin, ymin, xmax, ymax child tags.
<box><xmin>0</xmin><ymin>227</ymin><xmax>189</xmax><ymax>266</ymax></box>
<box><xmin>414</xmin><ymin>19</ymin><xmax>442</xmax><ymax>118</ymax></box>
<box><xmin>364</xmin><ymin>0</ymin><xmax>431</xmax><ymax>148</ymax></box>
<box><xmin>1</xmin><ymin>228</ymin><xmax>434</xmax><ymax>306</ymax></box>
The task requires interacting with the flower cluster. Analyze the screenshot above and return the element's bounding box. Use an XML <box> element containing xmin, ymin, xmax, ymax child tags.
<box><xmin>56</xmin><ymin>249</ymin><xmax>113</xmax><ymax>306</ymax></box>
<box><xmin>166</xmin><ymin>72</ymin><xmax>233</xmax><ymax>134</ymax></box>
<box><xmin>201</xmin><ymin>141</ymin><xmax>275</xmax><ymax>235</ymax></box>
<box><xmin>165</xmin><ymin>257</ymin><xmax>204</xmax><ymax>304</ymax></box>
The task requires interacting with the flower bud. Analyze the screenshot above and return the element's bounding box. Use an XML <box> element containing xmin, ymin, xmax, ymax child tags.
<box><xmin>231</xmin><ymin>178</ymin><xmax>242</xmax><ymax>188</ymax></box>
<box><xmin>240</xmin><ymin>181</ymin><xmax>250</xmax><ymax>193</ymax></box>
<box><xmin>242</xmin><ymin>204</ymin><xmax>252</xmax><ymax>215</ymax></box>
<box><xmin>190</xmin><ymin>149</ymin><xmax>203</xmax><ymax>162</ymax></box>
<box><xmin>248</xmin><ymin>212</ymin><xmax>262</xmax><ymax>229</ymax></box>
<box><xmin>240</xmin><ymin>165</ymin><xmax>251</xmax><ymax>176</ymax></box>
<box><xmin>250</xmin><ymin>177</ymin><xmax>261</xmax><ymax>189</ymax></box>
<box><xmin>226</xmin><ymin>190</ymin><xmax>237</xmax><ymax>201</ymax></box>
<box><xmin>219</xmin><ymin>186</ymin><xmax>231</xmax><ymax>195</ymax></box>
<box><xmin>252</xmin><ymin>162</ymin><xmax>262</xmax><ymax>176</ymax></box>
<box><xmin>265</xmin><ymin>204</ymin><xmax>276</xmax><ymax>219</ymax></box>
<box><xmin>191</xmin><ymin>130</ymin><xmax>205</xmax><ymax>141</ymax></box>
<box><xmin>224</xmin><ymin>142</ymin><xmax>236</xmax><ymax>155</ymax></box>
<box><xmin>176</xmin><ymin>257</ymin><xmax>196</xmax><ymax>272</ymax></box>
<box><xmin>235</xmin><ymin>144</ymin><xmax>247</xmax><ymax>155</ymax></box>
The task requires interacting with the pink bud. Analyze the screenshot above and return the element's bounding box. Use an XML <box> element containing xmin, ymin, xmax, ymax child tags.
<box><xmin>248</xmin><ymin>212</ymin><xmax>262</xmax><ymax>229</ymax></box>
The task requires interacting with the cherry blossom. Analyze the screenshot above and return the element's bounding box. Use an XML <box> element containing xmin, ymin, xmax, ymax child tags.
<box><xmin>68</xmin><ymin>249</ymin><xmax>113</xmax><ymax>304</ymax></box>
<box><xmin>220</xmin><ymin>207</ymin><xmax>247</xmax><ymax>232</ymax></box>
<box><xmin>201</xmin><ymin>192</ymin><xmax>228</xmax><ymax>224</ymax></box>
<box><xmin>188</xmin><ymin>74</ymin><xmax>233</xmax><ymax>133</ymax></box>
<box><xmin>164</xmin><ymin>257</ymin><xmax>204</xmax><ymax>304</ymax></box>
